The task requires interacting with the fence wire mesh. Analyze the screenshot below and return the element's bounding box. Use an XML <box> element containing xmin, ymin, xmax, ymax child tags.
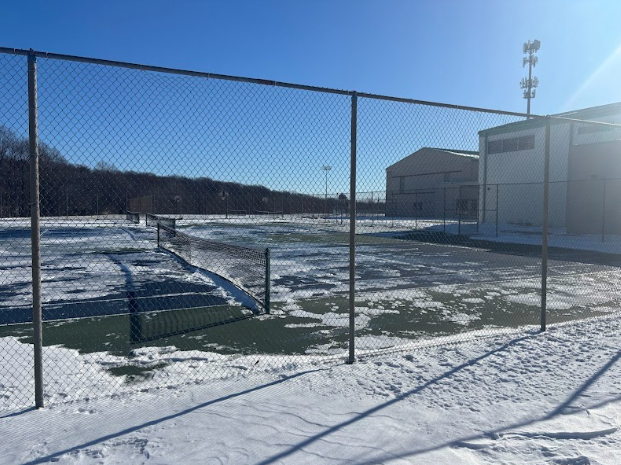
<box><xmin>2</xmin><ymin>48</ymin><xmax>621</xmax><ymax>412</ymax></box>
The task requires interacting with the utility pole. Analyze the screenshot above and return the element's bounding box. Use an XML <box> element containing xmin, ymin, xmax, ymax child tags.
<box><xmin>322</xmin><ymin>165</ymin><xmax>332</xmax><ymax>217</ymax></box>
<box><xmin>521</xmin><ymin>39</ymin><xmax>541</xmax><ymax>117</ymax></box>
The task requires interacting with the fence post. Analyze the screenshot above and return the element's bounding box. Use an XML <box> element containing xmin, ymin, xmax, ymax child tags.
<box><xmin>495</xmin><ymin>184</ymin><xmax>499</xmax><ymax>238</ymax></box>
<box><xmin>541</xmin><ymin>120</ymin><xmax>551</xmax><ymax>332</ymax></box>
<box><xmin>28</xmin><ymin>50</ymin><xmax>44</xmax><ymax>409</ymax></box>
<box><xmin>443</xmin><ymin>187</ymin><xmax>446</xmax><ymax>232</ymax></box>
<box><xmin>458</xmin><ymin>185</ymin><xmax>462</xmax><ymax>235</ymax></box>
<box><xmin>415</xmin><ymin>190</ymin><xmax>418</xmax><ymax>230</ymax></box>
<box><xmin>157</xmin><ymin>223</ymin><xmax>160</xmax><ymax>248</ymax></box>
<box><xmin>601</xmin><ymin>179</ymin><xmax>606</xmax><ymax>243</ymax></box>
<box><xmin>348</xmin><ymin>91</ymin><xmax>357</xmax><ymax>365</ymax></box>
<box><xmin>265</xmin><ymin>248</ymin><xmax>271</xmax><ymax>314</ymax></box>
<box><xmin>475</xmin><ymin>186</ymin><xmax>480</xmax><ymax>234</ymax></box>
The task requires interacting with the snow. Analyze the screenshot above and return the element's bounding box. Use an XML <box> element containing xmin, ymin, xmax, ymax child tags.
<box><xmin>474</xmin><ymin>223</ymin><xmax>621</xmax><ymax>255</ymax></box>
<box><xmin>4</xmin><ymin>215</ymin><xmax>621</xmax><ymax>462</ymax></box>
<box><xmin>3</xmin><ymin>315</ymin><xmax>621</xmax><ymax>464</ymax></box>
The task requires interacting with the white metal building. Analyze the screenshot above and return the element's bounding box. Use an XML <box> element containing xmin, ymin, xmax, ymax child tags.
<box><xmin>478</xmin><ymin>103</ymin><xmax>621</xmax><ymax>234</ymax></box>
<box><xmin>385</xmin><ymin>147</ymin><xmax>479</xmax><ymax>218</ymax></box>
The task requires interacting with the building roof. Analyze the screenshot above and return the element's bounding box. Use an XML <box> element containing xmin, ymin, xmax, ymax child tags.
<box><xmin>478</xmin><ymin>101</ymin><xmax>621</xmax><ymax>137</ymax></box>
<box><xmin>386</xmin><ymin>147</ymin><xmax>479</xmax><ymax>170</ymax></box>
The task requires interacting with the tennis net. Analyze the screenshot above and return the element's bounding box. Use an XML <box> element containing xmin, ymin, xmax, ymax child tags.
<box><xmin>158</xmin><ymin>225</ymin><xmax>270</xmax><ymax>313</ymax></box>
<box><xmin>146</xmin><ymin>213</ymin><xmax>176</xmax><ymax>229</ymax></box>
<box><xmin>255</xmin><ymin>210</ymin><xmax>284</xmax><ymax>219</ymax></box>
<box><xmin>126</xmin><ymin>211</ymin><xmax>140</xmax><ymax>224</ymax></box>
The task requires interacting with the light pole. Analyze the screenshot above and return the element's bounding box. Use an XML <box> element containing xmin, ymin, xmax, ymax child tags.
<box><xmin>322</xmin><ymin>165</ymin><xmax>332</xmax><ymax>199</ymax></box>
<box><xmin>521</xmin><ymin>39</ymin><xmax>540</xmax><ymax>117</ymax></box>
<box><xmin>322</xmin><ymin>165</ymin><xmax>331</xmax><ymax>217</ymax></box>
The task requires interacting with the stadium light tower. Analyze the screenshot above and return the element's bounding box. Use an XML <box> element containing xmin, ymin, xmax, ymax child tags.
<box><xmin>322</xmin><ymin>165</ymin><xmax>332</xmax><ymax>200</ymax></box>
<box><xmin>521</xmin><ymin>39</ymin><xmax>541</xmax><ymax>117</ymax></box>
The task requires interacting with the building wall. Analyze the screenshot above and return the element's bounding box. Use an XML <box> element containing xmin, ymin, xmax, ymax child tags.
<box><xmin>479</xmin><ymin>124</ymin><xmax>569</xmax><ymax>228</ymax></box>
<box><xmin>479</xmin><ymin>113</ymin><xmax>621</xmax><ymax>232</ymax></box>
<box><xmin>386</xmin><ymin>149</ymin><xmax>479</xmax><ymax>218</ymax></box>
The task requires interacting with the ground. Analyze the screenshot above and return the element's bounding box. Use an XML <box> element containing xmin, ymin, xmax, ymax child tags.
<box><xmin>2</xmin><ymin>315</ymin><xmax>621</xmax><ymax>464</ymax></box>
<box><xmin>3</xmin><ymin>215</ymin><xmax>621</xmax><ymax>463</ymax></box>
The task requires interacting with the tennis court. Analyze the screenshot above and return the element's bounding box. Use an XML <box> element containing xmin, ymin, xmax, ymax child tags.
<box><xmin>2</xmin><ymin>215</ymin><xmax>621</xmax><ymax>361</ymax></box>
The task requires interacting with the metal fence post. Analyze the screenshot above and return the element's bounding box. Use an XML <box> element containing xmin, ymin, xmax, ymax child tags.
<box><xmin>495</xmin><ymin>184</ymin><xmax>499</xmax><ymax>238</ymax></box>
<box><xmin>348</xmin><ymin>91</ymin><xmax>357</xmax><ymax>365</ymax></box>
<box><xmin>601</xmin><ymin>178</ymin><xmax>606</xmax><ymax>243</ymax></box>
<box><xmin>458</xmin><ymin>185</ymin><xmax>462</xmax><ymax>235</ymax></box>
<box><xmin>415</xmin><ymin>190</ymin><xmax>418</xmax><ymax>230</ymax></box>
<box><xmin>28</xmin><ymin>50</ymin><xmax>44</xmax><ymax>409</ymax></box>
<box><xmin>443</xmin><ymin>187</ymin><xmax>446</xmax><ymax>232</ymax></box>
<box><xmin>265</xmin><ymin>248</ymin><xmax>271</xmax><ymax>314</ymax></box>
<box><xmin>541</xmin><ymin>120</ymin><xmax>551</xmax><ymax>332</ymax></box>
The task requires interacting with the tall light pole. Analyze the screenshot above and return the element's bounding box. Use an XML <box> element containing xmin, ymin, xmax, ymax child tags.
<box><xmin>322</xmin><ymin>165</ymin><xmax>332</xmax><ymax>218</ymax></box>
<box><xmin>521</xmin><ymin>39</ymin><xmax>540</xmax><ymax>117</ymax></box>
<box><xmin>322</xmin><ymin>165</ymin><xmax>332</xmax><ymax>200</ymax></box>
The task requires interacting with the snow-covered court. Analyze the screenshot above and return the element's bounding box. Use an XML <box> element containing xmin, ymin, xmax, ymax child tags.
<box><xmin>2</xmin><ymin>215</ymin><xmax>621</xmax><ymax>413</ymax></box>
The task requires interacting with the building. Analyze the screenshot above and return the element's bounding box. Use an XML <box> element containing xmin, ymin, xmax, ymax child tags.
<box><xmin>385</xmin><ymin>147</ymin><xmax>479</xmax><ymax>219</ymax></box>
<box><xmin>478</xmin><ymin>102</ymin><xmax>621</xmax><ymax>234</ymax></box>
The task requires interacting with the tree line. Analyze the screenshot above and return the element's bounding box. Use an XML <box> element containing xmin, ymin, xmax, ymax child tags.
<box><xmin>0</xmin><ymin>126</ymin><xmax>383</xmax><ymax>218</ymax></box>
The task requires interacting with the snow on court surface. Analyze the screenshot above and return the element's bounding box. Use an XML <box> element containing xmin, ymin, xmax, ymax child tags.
<box><xmin>2</xmin><ymin>315</ymin><xmax>621</xmax><ymax>464</ymax></box>
<box><xmin>4</xmin><ymin>216</ymin><xmax>621</xmax><ymax>410</ymax></box>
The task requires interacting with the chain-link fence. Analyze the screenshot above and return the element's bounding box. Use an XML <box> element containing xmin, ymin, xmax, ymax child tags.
<box><xmin>2</xmin><ymin>47</ymin><xmax>621</xmax><ymax>412</ymax></box>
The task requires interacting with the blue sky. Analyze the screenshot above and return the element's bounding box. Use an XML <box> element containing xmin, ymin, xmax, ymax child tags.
<box><xmin>3</xmin><ymin>0</ymin><xmax>621</xmax><ymax>114</ymax></box>
<box><xmin>1</xmin><ymin>0</ymin><xmax>621</xmax><ymax>194</ymax></box>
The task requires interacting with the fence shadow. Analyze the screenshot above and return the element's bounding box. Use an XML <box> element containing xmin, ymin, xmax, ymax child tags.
<box><xmin>20</xmin><ymin>369</ymin><xmax>322</xmax><ymax>465</ymax></box>
<box><xmin>256</xmin><ymin>335</ymin><xmax>621</xmax><ymax>465</ymax></box>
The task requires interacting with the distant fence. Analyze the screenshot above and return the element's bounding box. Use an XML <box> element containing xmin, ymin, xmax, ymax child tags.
<box><xmin>2</xmin><ymin>46</ymin><xmax>621</xmax><ymax>412</ymax></box>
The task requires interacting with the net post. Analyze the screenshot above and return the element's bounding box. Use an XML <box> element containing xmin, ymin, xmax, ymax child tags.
<box><xmin>541</xmin><ymin>119</ymin><xmax>550</xmax><ymax>332</ymax></box>
<box><xmin>28</xmin><ymin>50</ymin><xmax>44</xmax><ymax>409</ymax></box>
<box><xmin>265</xmin><ymin>248</ymin><xmax>271</xmax><ymax>314</ymax></box>
<box><xmin>128</xmin><ymin>289</ymin><xmax>142</xmax><ymax>343</ymax></box>
<box><xmin>348</xmin><ymin>91</ymin><xmax>357</xmax><ymax>365</ymax></box>
<box><xmin>157</xmin><ymin>223</ymin><xmax>160</xmax><ymax>248</ymax></box>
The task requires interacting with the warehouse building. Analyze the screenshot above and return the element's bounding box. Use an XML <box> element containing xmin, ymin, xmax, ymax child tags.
<box><xmin>478</xmin><ymin>102</ymin><xmax>621</xmax><ymax>234</ymax></box>
<box><xmin>385</xmin><ymin>147</ymin><xmax>479</xmax><ymax>219</ymax></box>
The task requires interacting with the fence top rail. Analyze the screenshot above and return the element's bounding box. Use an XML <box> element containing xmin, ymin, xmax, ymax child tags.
<box><xmin>6</xmin><ymin>46</ymin><xmax>619</xmax><ymax>126</ymax></box>
<box><xmin>1</xmin><ymin>46</ymin><xmax>544</xmax><ymax>120</ymax></box>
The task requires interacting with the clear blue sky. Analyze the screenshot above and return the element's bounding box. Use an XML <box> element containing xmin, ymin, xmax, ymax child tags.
<box><xmin>3</xmin><ymin>0</ymin><xmax>621</xmax><ymax>114</ymax></box>
<box><xmin>2</xmin><ymin>0</ymin><xmax>621</xmax><ymax>194</ymax></box>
